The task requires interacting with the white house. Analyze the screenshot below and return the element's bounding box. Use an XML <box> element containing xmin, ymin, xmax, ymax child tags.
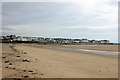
<box><xmin>100</xmin><ymin>40</ymin><xmax>110</xmax><ymax>43</ymax></box>
<box><xmin>38</xmin><ymin>37</ymin><xmax>45</xmax><ymax>42</ymax></box>
<box><xmin>73</xmin><ymin>39</ymin><xmax>81</xmax><ymax>43</ymax></box>
<box><xmin>0</xmin><ymin>36</ymin><xmax>3</xmax><ymax>40</ymax></box>
<box><xmin>81</xmin><ymin>39</ymin><xmax>89</xmax><ymax>43</ymax></box>
<box><xmin>62</xmin><ymin>39</ymin><xmax>72</xmax><ymax>44</ymax></box>
<box><xmin>15</xmin><ymin>36</ymin><xmax>28</xmax><ymax>41</ymax></box>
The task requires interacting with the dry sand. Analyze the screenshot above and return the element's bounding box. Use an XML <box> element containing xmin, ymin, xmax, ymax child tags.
<box><xmin>2</xmin><ymin>43</ymin><xmax>118</xmax><ymax>78</ymax></box>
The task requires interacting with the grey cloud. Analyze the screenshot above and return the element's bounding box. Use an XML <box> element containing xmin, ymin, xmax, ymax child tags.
<box><xmin>2</xmin><ymin>2</ymin><xmax>118</xmax><ymax>42</ymax></box>
<box><xmin>3</xmin><ymin>2</ymin><xmax>115</xmax><ymax>26</ymax></box>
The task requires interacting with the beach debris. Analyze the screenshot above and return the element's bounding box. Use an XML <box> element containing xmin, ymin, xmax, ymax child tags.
<box><xmin>9</xmin><ymin>63</ymin><xmax>13</xmax><ymax>65</ymax></box>
<box><xmin>12</xmin><ymin>68</ymin><xmax>16</xmax><ymax>69</ymax></box>
<box><xmin>32</xmin><ymin>73</ymin><xmax>37</xmax><ymax>75</ymax></box>
<box><xmin>16</xmin><ymin>56</ymin><xmax>20</xmax><ymax>57</ymax></box>
<box><xmin>1</xmin><ymin>56</ymin><xmax>6</xmax><ymax>58</ymax></box>
<box><xmin>22</xmin><ymin>59</ymin><xmax>30</xmax><ymax>62</ymax></box>
<box><xmin>24</xmin><ymin>52</ymin><xmax>27</xmax><ymax>54</ymax></box>
<box><xmin>22</xmin><ymin>75</ymin><xmax>29</xmax><ymax>78</ymax></box>
<box><xmin>23</xmin><ymin>70</ymin><xmax>33</xmax><ymax>73</ymax></box>
<box><xmin>15</xmin><ymin>78</ymin><xmax>21</xmax><ymax>80</ymax></box>
<box><xmin>5</xmin><ymin>67</ymin><xmax>9</xmax><ymax>68</ymax></box>
<box><xmin>23</xmin><ymin>70</ymin><xmax>26</xmax><ymax>72</ymax></box>
<box><xmin>5</xmin><ymin>61</ymin><xmax>10</xmax><ymax>63</ymax></box>
<box><xmin>99</xmin><ymin>70</ymin><xmax>101</xmax><ymax>72</ymax></box>
<box><xmin>28</xmin><ymin>70</ymin><xmax>33</xmax><ymax>72</ymax></box>
<box><xmin>40</xmin><ymin>74</ymin><xmax>44</xmax><ymax>75</ymax></box>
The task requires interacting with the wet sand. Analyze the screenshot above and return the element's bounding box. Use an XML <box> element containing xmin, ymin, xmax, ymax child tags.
<box><xmin>61</xmin><ymin>45</ymin><xmax>118</xmax><ymax>51</ymax></box>
<box><xmin>2</xmin><ymin>44</ymin><xmax>118</xmax><ymax>78</ymax></box>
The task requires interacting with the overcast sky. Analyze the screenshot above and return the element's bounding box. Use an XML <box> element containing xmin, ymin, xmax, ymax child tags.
<box><xmin>2</xmin><ymin>0</ymin><xmax>118</xmax><ymax>42</ymax></box>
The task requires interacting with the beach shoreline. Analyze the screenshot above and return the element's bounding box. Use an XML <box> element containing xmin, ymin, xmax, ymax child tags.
<box><xmin>2</xmin><ymin>43</ymin><xmax>118</xmax><ymax>78</ymax></box>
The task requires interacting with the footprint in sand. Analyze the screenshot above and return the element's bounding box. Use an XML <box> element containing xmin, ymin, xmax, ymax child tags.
<box><xmin>99</xmin><ymin>70</ymin><xmax>102</xmax><ymax>72</ymax></box>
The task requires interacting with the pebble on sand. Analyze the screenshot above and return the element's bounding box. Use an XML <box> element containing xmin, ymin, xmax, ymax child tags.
<box><xmin>28</xmin><ymin>70</ymin><xmax>33</xmax><ymax>72</ymax></box>
<box><xmin>5</xmin><ymin>61</ymin><xmax>10</xmax><ymax>63</ymax></box>
<box><xmin>9</xmin><ymin>63</ymin><xmax>13</xmax><ymax>65</ymax></box>
<box><xmin>22</xmin><ymin>59</ymin><xmax>30</xmax><ymax>62</ymax></box>
<box><xmin>24</xmin><ymin>52</ymin><xmax>27</xmax><ymax>54</ymax></box>
<box><xmin>5</xmin><ymin>67</ymin><xmax>9</xmax><ymax>68</ymax></box>
<box><xmin>22</xmin><ymin>75</ymin><xmax>29</xmax><ymax>78</ymax></box>
<box><xmin>12</xmin><ymin>68</ymin><xmax>16</xmax><ymax>69</ymax></box>
<box><xmin>41</xmin><ymin>74</ymin><xmax>44</xmax><ymax>75</ymax></box>
<box><xmin>16</xmin><ymin>56</ymin><xmax>20</xmax><ymax>57</ymax></box>
<box><xmin>1</xmin><ymin>56</ymin><xmax>6</xmax><ymax>58</ymax></box>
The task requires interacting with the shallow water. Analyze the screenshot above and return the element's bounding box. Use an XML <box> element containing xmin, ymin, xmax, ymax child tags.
<box><xmin>46</xmin><ymin>46</ymin><xmax>119</xmax><ymax>55</ymax></box>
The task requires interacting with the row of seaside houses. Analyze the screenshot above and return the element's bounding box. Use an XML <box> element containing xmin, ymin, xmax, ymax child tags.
<box><xmin>0</xmin><ymin>35</ymin><xmax>110</xmax><ymax>44</ymax></box>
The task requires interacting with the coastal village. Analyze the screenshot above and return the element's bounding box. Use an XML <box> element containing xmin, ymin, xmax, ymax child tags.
<box><xmin>1</xmin><ymin>35</ymin><xmax>110</xmax><ymax>44</ymax></box>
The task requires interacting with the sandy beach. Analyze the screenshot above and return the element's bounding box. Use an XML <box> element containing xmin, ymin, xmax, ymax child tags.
<box><xmin>2</xmin><ymin>43</ymin><xmax>118</xmax><ymax>78</ymax></box>
<box><xmin>61</xmin><ymin>45</ymin><xmax>118</xmax><ymax>51</ymax></box>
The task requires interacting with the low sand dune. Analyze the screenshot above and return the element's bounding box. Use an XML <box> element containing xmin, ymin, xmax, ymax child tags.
<box><xmin>2</xmin><ymin>44</ymin><xmax>118</xmax><ymax>78</ymax></box>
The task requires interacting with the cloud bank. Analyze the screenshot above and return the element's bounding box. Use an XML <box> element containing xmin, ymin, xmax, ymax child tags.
<box><xmin>2</xmin><ymin>0</ymin><xmax>118</xmax><ymax>42</ymax></box>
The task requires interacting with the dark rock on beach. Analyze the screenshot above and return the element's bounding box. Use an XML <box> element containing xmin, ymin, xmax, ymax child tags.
<box><xmin>5</xmin><ymin>61</ymin><xmax>10</xmax><ymax>63</ymax></box>
<box><xmin>22</xmin><ymin>59</ymin><xmax>30</xmax><ymax>62</ymax></box>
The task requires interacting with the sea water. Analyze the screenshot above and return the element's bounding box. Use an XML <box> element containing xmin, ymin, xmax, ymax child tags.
<box><xmin>46</xmin><ymin>46</ymin><xmax>119</xmax><ymax>55</ymax></box>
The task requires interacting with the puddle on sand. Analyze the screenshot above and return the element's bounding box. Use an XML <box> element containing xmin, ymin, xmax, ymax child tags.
<box><xmin>46</xmin><ymin>46</ymin><xmax>119</xmax><ymax>55</ymax></box>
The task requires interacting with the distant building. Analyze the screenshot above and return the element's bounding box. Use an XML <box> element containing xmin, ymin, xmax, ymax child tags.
<box><xmin>6</xmin><ymin>35</ymin><xmax>16</xmax><ymax>39</ymax></box>
<box><xmin>89</xmin><ymin>40</ymin><xmax>95</xmax><ymax>43</ymax></box>
<box><xmin>81</xmin><ymin>39</ymin><xmax>89</xmax><ymax>43</ymax></box>
<box><xmin>1</xmin><ymin>35</ymin><xmax>111</xmax><ymax>44</ymax></box>
<box><xmin>99</xmin><ymin>40</ymin><xmax>110</xmax><ymax>43</ymax></box>
<box><xmin>62</xmin><ymin>39</ymin><xmax>72</xmax><ymax>44</ymax></box>
<box><xmin>73</xmin><ymin>39</ymin><xmax>81</xmax><ymax>43</ymax></box>
<box><xmin>15</xmin><ymin>36</ymin><xmax>28</xmax><ymax>41</ymax></box>
<box><xmin>32</xmin><ymin>37</ymin><xmax>39</xmax><ymax>41</ymax></box>
<box><xmin>53</xmin><ymin>38</ymin><xmax>63</xmax><ymax>43</ymax></box>
<box><xmin>0</xmin><ymin>36</ymin><xmax>3</xmax><ymax>40</ymax></box>
<box><xmin>10</xmin><ymin>35</ymin><xmax>16</xmax><ymax>39</ymax></box>
<box><xmin>44</xmin><ymin>38</ymin><xmax>53</xmax><ymax>42</ymax></box>
<box><xmin>27</xmin><ymin>37</ymin><xmax>33</xmax><ymax>41</ymax></box>
<box><xmin>38</xmin><ymin>37</ymin><xmax>45</xmax><ymax>42</ymax></box>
